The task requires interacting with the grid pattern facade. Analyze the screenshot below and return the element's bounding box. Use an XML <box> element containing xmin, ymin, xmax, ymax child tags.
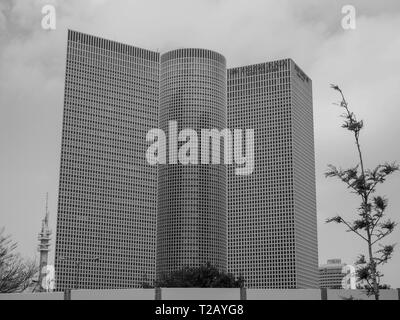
<box><xmin>157</xmin><ymin>49</ymin><xmax>227</xmax><ymax>278</ymax></box>
<box><xmin>319</xmin><ymin>261</ymin><xmax>346</xmax><ymax>289</ymax></box>
<box><xmin>227</xmin><ymin>59</ymin><xmax>318</xmax><ymax>288</ymax></box>
<box><xmin>55</xmin><ymin>30</ymin><xmax>159</xmax><ymax>290</ymax></box>
<box><xmin>291</xmin><ymin>61</ymin><xmax>318</xmax><ymax>288</ymax></box>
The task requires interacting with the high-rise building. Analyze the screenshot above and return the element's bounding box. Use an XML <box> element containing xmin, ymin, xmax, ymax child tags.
<box><xmin>55</xmin><ymin>30</ymin><xmax>318</xmax><ymax>289</ymax></box>
<box><xmin>55</xmin><ymin>30</ymin><xmax>159</xmax><ymax>290</ymax></box>
<box><xmin>157</xmin><ymin>49</ymin><xmax>228</xmax><ymax>278</ymax></box>
<box><xmin>227</xmin><ymin>59</ymin><xmax>318</xmax><ymax>288</ymax></box>
<box><xmin>319</xmin><ymin>259</ymin><xmax>356</xmax><ymax>289</ymax></box>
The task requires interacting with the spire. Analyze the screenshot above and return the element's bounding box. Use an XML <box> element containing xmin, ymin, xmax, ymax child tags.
<box><xmin>44</xmin><ymin>192</ymin><xmax>49</xmax><ymax>227</ymax></box>
<box><xmin>37</xmin><ymin>192</ymin><xmax>53</xmax><ymax>292</ymax></box>
<box><xmin>38</xmin><ymin>192</ymin><xmax>51</xmax><ymax>252</ymax></box>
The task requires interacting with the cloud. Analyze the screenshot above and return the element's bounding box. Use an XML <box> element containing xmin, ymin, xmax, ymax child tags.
<box><xmin>1</xmin><ymin>0</ymin><xmax>399</xmax><ymax>287</ymax></box>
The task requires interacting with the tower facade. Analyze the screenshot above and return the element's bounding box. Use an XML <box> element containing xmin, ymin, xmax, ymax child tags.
<box><xmin>55</xmin><ymin>30</ymin><xmax>319</xmax><ymax>289</ymax></box>
<box><xmin>157</xmin><ymin>49</ymin><xmax>227</xmax><ymax>278</ymax></box>
<box><xmin>227</xmin><ymin>59</ymin><xmax>318</xmax><ymax>288</ymax></box>
<box><xmin>55</xmin><ymin>30</ymin><xmax>159</xmax><ymax>290</ymax></box>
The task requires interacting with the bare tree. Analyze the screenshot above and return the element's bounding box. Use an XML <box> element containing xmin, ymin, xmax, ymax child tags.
<box><xmin>325</xmin><ymin>85</ymin><xmax>399</xmax><ymax>300</ymax></box>
<box><xmin>0</xmin><ymin>227</ymin><xmax>37</xmax><ymax>293</ymax></box>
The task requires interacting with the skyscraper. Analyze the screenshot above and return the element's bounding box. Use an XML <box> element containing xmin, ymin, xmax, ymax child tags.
<box><xmin>55</xmin><ymin>30</ymin><xmax>159</xmax><ymax>290</ymax></box>
<box><xmin>227</xmin><ymin>59</ymin><xmax>318</xmax><ymax>288</ymax></box>
<box><xmin>157</xmin><ymin>49</ymin><xmax>228</xmax><ymax>278</ymax></box>
<box><xmin>55</xmin><ymin>30</ymin><xmax>318</xmax><ymax>289</ymax></box>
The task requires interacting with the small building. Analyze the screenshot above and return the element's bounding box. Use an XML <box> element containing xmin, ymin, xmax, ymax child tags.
<box><xmin>319</xmin><ymin>259</ymin><xmax>356</xmax><ymax>289</ymax></box>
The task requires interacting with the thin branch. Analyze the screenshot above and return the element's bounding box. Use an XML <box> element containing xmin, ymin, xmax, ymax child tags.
<box><xmin>371</xmin><ymin>230</ymin><xmax>395</xmax><ymax>245</ymax></box>
<box><xmin>338</xmin><ymin>217</ymin><xmax>369</xmax><ymax>242</ymax></box>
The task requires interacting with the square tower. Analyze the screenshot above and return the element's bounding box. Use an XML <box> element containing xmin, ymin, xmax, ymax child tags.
<box><xmin>227</xmin><ymin>59</ymin><xmax>318</xmax><ymax>288</ymax></box>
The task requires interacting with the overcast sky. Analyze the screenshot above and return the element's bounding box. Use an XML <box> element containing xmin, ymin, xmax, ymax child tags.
<box><xmin>1</xmin><ymin>0</ymin><xmax>399</xmax><ymax>287</ymax></box>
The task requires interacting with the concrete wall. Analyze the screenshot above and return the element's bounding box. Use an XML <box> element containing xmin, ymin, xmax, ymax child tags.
<box><xmin>327</xmin><ymin>289</ymin><xmax>398</xmax><ymax>300</ymax></box>
<box><xmin>0</xmin><ymin>288</ymin><xmax>398</xmax><ymax>300</ymax></box>
<box><xmin>71</xmin><ymin>288</ymin><xmax>155</xmax><ymax>300</ymax></box>
<box><xmin>0</xmin><ymin>292</ymin><xmax>64</xmax><ymax>300</ymax></box>
<box><xmin>162</xmin><ymin>288</ymin><xmax>240</xmax><ymax>300</ymax></box>
<box><xmin>247</xmin><ymin>289</ymin><xmax>321</xmax><ymax>300</ymax></box>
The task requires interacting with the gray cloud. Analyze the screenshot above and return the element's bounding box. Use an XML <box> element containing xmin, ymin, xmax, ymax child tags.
<box><xmin>1</xmin><ymin>0</ymin><xmax>399</xmax><ymax>287</ymax></box>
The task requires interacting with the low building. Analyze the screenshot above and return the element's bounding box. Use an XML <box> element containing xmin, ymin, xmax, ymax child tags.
<box><xmin>319</xmin><ymin>259</ymin><xmax>356</xmax><ymax>289</ymax></box>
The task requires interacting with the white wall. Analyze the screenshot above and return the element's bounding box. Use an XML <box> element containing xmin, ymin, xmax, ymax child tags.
<box><xmin>71</xmin><ymin>288</ymin><xmax>155</xmax><ymax>300</ymax></box>
<box><xmin>161</xmin><ymin>288</ymin><xmax>241</xmax><ymax>300</ymax></box>
<box><xmin>0</xmin><ymin>292</ymin><xmax>64</xmax><ymax>300</ymax></box>
<box><xmin>0</xmin><ymin>288</ymin><xmax>398</xmax><ymax>300</ymax></box>
<box><xmin>247</xmin><ymin>289</ymin><xmax>321</xmax><ymax>300</ymax></box>
<box><xmin>327</xmin><ymin>289</ymin><xmax>398</xmax><ymax>300</ymax></box>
